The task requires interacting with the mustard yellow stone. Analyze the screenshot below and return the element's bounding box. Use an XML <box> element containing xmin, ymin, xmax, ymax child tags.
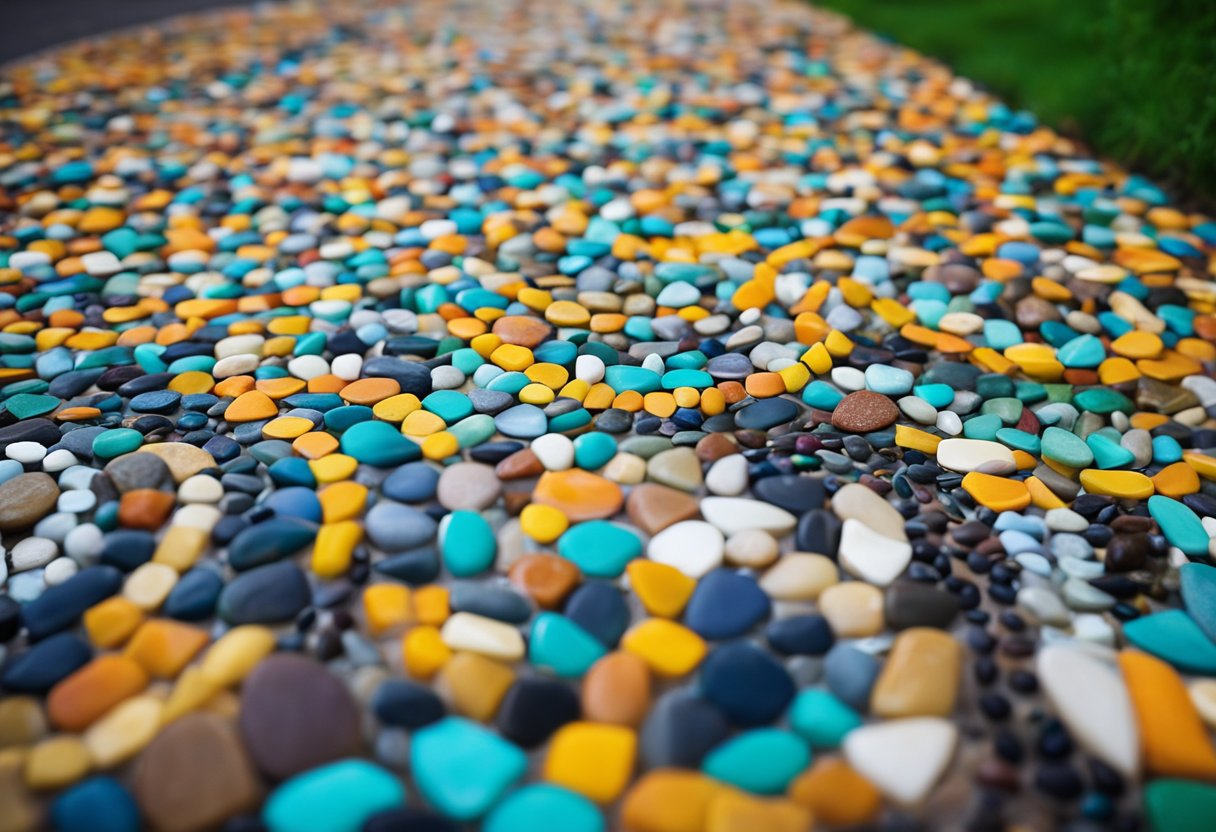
<box><xmin>320</xmin><ymin>481</ymin><xmax>368</xmax><ymax>523</ymax></box>
<box><xmin>895</xmin><ymin>424</ymin><xmax>941</xmax><ymax>454</ymax></box>
<box><xmin>1110</xmin><ymin>331</ymin><xmax>1164</xmax><ymax>360</ymax></box>
<box><xmin>402</xmin><ymin>625</ymin><xmax>452</xmax><ymax>680</ymax></box>
<box><xmin>402</xmin><ymin>409</ymin><xmax>447</xmax><ymax>437</ymax></box>
<box><xmin>83</xmin><ymin>695</ymin><xmax>163</xmax><ymax>769</ymax></box>
<box><xmin>309</xmin><ymin>453</ymin><xmax>358</xmax><ymax>483</ymax></box>
<box><xmin>162</xmin><ymin>666</ymin><xmax>222</xmax><ymax>724</ymax></box>
<box><xmin>520</xmin><ymin>503</ymin><xmax>570</xmax><ymax>544</ymax></box>
<box><xmin>436</xmin><ymin>652</ymin><xmax>515</xmax><ymax>722</ymax></box>
<box><xmin>490</xmin><ymin>343</ymin><xmax>534</xmax><ymax>371</ymax></box>
<box><xmin>168</xmin><ymin>370</ymin><xmax>215</xmax><ymax>395</ymax></box>
<box><xmin>518</xmin><ymin>382</ymin><xmax>556</xmax><ymax>405</ymax></box>
<box><xmin>413</xmin><ymin>585</ymin><xmax>451</xmax><ymax>626</ymax></box>
<box><xmin>83</xmin><ymin>596</ymin><xmax>145</xmax><ymax>649</ymax></box>
<box><xmin>961</xmin><ymin>472</ymin><xmax>1031</xmax><ymax>512</ymax></box>
<box><xmin>1079</xmin><ymin>469</ymin><xmax>1155</xmax><ymax>499</ymax></box>
<box><xmin>823</xmin><ymin>329</ymin><xmax>854</xmax><ymax>357</ymax></box>
<box><xmin>544</xmin><ymin>722</ymin><xmax>637</xmax><ymax>803</ymax></box>
<box><xmin>626</xmin><ymin>560</ymin><xmax>696</xmax><ymax>618</ymax></box>
<box><xmin>801</xmin><ymin>342</ymin><xmax>832</xmax><ymax>375</ymax></box>
<box><xmin>312</xmin><ymin>521</ymin><xmax>363</xmax><ymax>579</ymax></box>
<box><xmin>198</xmin><ymin>625</ymin><xmax>276</xmax><ymax>688</ymax></box>
<box><xmin>620</xmin><ymin>769</ymin><xmax>722</xmax><ymax>832</ymax></box>
<box><xmin>261</xmin><ymin>416</ymin><xmax>313</xmax><ymax>440</ymax></box>
<box><xmin>545</xmin><ymin>300</ymin><xmax>592</xmax><ymax>327</ymax></box>
<box><xmin>153</xmin><ymin>525</ymin><xmax>207</xmax><ymax>572</ymax></box>
<box><xmin>704</xmin><ymin>790</ymin><xmax>813</xmax><ymax>832</ymax></box>
<box><xmin>621</xmin><ymin>619</ymin><xmax>706</xmax><ymax>677</ymax></box>
<box><xmin>421</xmin><ymin>431</ymin><xmax>459</xmax><ymax>460</ymax></box>
<box><xmin>870</xmin><ymin>628</ymin><xmax>962</xmax><ymax>718</ymax></box>
<box><xmin>372</xmin><ymin>393</ymin><xmax>421</xmax><ymax>423</ymax></box>
<box><xmin>362</xmin><ymin>584</ymin><xmax>413</xmax><ymax>635</ymax></box>
<box><xmin>24</xmin><ymin>735</ymin><xmax>91</xmax><ymax>791</ymax></box>
<box><xmin>525</xmin><ymin>362</ymin><xmax>569</xmax><ymax>389</ymax></box>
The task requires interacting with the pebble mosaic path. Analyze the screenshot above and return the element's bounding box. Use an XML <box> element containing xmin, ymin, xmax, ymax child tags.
<box><xmin>1</xmin><ymin>0</ymin><xmax>1215</xmax><ymax>830</ymax></box>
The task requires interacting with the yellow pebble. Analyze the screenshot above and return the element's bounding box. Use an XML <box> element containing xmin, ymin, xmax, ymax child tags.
<box><xmin>626</xmin><ymin>560</ymin><xmax>696</xmax><ymax>619</ymax></box>
<box><xmin>801</xmin><ymin>342</ymin><xmax>832</xmax><ymax>374</ymax></box>
<box><xmin>83</xmin><ymin>597</ymin><xmax>145</xmax><ymax>649</ymax></box>
<box><xmin>520</xmin><ymin>504</ymin><xmax>570</xmax><ymax>544</ymax></box>
<box><xmin>895</xmin><ymin>424</ymin><xmax>941</xmax><ymax>454</ymax></box>
<box><xmin>309</xmin><ymin>454</ymin><xmax>358</xmax><ymax>483</ymax></box>
<box><xmin>199</xmin><ymin>626</ymin><xmax>277</xmax><ymax>688</ymax></box>
<box><xmin>1111</xmin><ymin>330</ymin><xmax>1164</xmax><ymax>360</ymax></box>
<box><xmin>673</xmin><ymin>387</ymin><xmax>700</xmax><ymax>408</ymax></box>
<box><xmin>544</xmin><ymin>722</ymin><xmax>637</xmax><ymax>804</ymax></box>
<box><xmin>1079</xmin><ymin>469</ymin><xmax>1155</xmax><ymax>499</ymax></box>
<box><xmin>777</xmin><ymin>362</ymin><xmax>810</xmax><ymax>393</ymax></box>
<box><xmin>621</xmin><ymin>619</ymin><xmax>706</xmax><ymax>677</ymax></box>
<box><xmin>824</xmin><ymin>330</ymin><xmax>854</xmax><ymax>357</ymax></box>
<box><xmin>525</xmin><ymin>362</ymin><xmax>569</xmax><ymax>389</ymax></box>
<box><xmin>402</xmin><ymin>410</ymin><xmax>447</xmax><ymax>437</ymax></box>
<box><xmin>168</xmin><ymin>371</ymin><xmax>214</xmax><ymax>395</ymax></box>
<box><xmin>153</xmin><ymin>525</ymin><xmax>208</xmax><ymax>572</ymax></box>
<box><xmin>490</xmin><ymin>343</ymin><xmax>534</xmax><ymax>371</ymax></box>
<box><xmin>584</xmin><ymin>383</ymin><xmax>617</xmax><ymax>410</ymax></box>
<box><xmin>372</xmin><ymin>393</ymin><xmax>421</xmax><ymax>423</ymax></box>
<box><xmin>558</xmin><ymin>379</ymin><xmax>590</xmax><ymax>402</ymax></box>
<box><xmin>312</xmin><ymin>521</ymin><xmax>363</xmax><ymax>579</ymax></box>
<box><xmin>1025</xmin><ymin>476</ymin><xmax>1068</xmax><ymax>510</ymax></box>
<box><xmin>24</xmin><ymin>735</ymin><xmax>91</xmax><ymax>791</ymax></box>
<box><xmin>545</xmin><ymin>300</ymin><xmax>591</xmax><ymax>327</ymax></box>
<box><xmin>518</xmin><ymin>382</ymin><xmax>556</xmax><ymax>405</ymax></box>
<box><xmin>319</xmin><ymin>481</ymin><xmax>368</xmax><ymax>523</ymax></box>
<box><xmin>403</xmin><ymin>625</ymin><xmax>452</xmax><ymax>679</ymax></box>
<box><xmin>700</xmin><ymin>387</ymin><xmax>726</xmax><ymax>416</ymax></box>
<box><xmin>261</xmin><ymin>416</ymin><xmax>313</xmax><ymax>440</ymax></box>
<box><xmin>82</xmin><ymin>695</ymin><xmax>163</xmax><ymax>768</ymax></box>
<box><xmin>363</xmin><ymin>584</ymin><xmax>414</xmax><ymax>635</ymax></box>
<box><xmin>414</xmin><ymin>586</ymin><xmax>451</xmax><ymax>626</ymax></box>
<box><xmin>422</xmin><ymin>431</ymin><xmax>460</xmax><ymax>460</ymax></box>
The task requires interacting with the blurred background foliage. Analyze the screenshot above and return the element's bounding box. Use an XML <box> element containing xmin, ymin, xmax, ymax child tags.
<box><xmin>815</xmin><ymin>0</ymin><xmax>1216</xmax><ymax>207</ymax></box>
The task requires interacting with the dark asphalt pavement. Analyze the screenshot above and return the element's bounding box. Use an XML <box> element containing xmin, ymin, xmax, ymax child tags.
<box><xmin>1</xmin><ymin>0</ymin><xmax>264</xmax><ymax>65</ymax></box>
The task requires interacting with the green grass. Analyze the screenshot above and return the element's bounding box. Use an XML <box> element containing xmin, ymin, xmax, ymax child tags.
<box><xmin>813</xmin><ymin>0</ymin><xmax>1216</xmax><ymax>206</ymax></box>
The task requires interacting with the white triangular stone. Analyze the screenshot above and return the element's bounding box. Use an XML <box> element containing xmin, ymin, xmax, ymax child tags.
<box><xmin>830</xmin><ymin>483</ymin><xmax>907</xmax><ymax>541</ymax></box>
<box><xmin>1037</xmin><ymin>644</ymin><xmax>1140</xmax><ymax>778</ymax></box>
<box><xmin>698</xmin><ymin>497</ymin><xmax>796</xmax><ymax>536</ymax></box>
<box><xmin>838</xmin><ymin>519</ymin><xmax>912</xmax><ymax>587</ymax></box>
<box><xmin>647</xmin><ymin>520</ymin><xmax>724</xmax><ymax>579</ymax></box>
<box><xmin>843</xmin><ymin>717</ymin><xmax>958</xmax><ymax>806</ymax></box>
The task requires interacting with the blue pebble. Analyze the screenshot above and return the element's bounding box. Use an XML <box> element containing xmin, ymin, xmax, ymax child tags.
<box><xmin>52</xmin><ymin>777</ymin><xmax>140</xmax><ymax>832</ymax></box>
<box><xmin>684</xmin><ymin>569</ymin><xmax>771</xmax><ymax>640</ymax></box>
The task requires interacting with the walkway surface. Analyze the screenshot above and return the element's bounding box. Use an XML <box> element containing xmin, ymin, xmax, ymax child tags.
<box><xmin>1</xmin><ymin>1</ymin><xmax>1215</xmax><ymax>831</ymax></box>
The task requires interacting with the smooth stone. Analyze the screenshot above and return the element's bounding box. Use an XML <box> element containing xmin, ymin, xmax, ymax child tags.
<box><xmin>382</xmin><ymin>462</ymin><xmax>441</xmax><ymax>503</ymax></box>
<box><xmin>437</xmin><ymin>462</ymin><xmax>502</xmax><ymax>511</ymax></box>
<box><xmin>218</xmin><ymin>561</ymin><xmax>311</xmax><ymax>625</ymax></box>
<box><xmin>484</xmin><ymin>784</ymin><xmax>604</xmax><ymax>832</ymax></box>
<box><xmin>819</xmin><ymin>581</ymin><xmax>884</xmax><ymax>637</ymax></box>
<box><xmin>1143</xmin><ymin>778</ymin><xmax>1216</xmax><ymax>832</ymax></box>
<box><xmin>640</xmin><ymin>690</ymin><xmax>730</xmax><ymax>769</ymax></box>
<box><xmin>0</xmin><ymin>472</ymin><xmax>60</xmax><ymax>530</ymax></box>
<box><xmin>823</xmin><ymin>645</ymin><xmax>881</xmax><ymax>711</ymax></box>
<box><xmin>365</xmin><ymin>502</ymin><xmax>438</xmax><ymax>552</ymax></box>
<box><xmin>495</xmin><ymin>677</ymin><xmax>581</xmax><ymax>749</ymax></box>
<box><xmin>104</xmin><ymin>453</ymin><xmax>173</xmax><ymax>493</ymax></box>
<box><xmin>581</xmin><ymin>652</ymin><xmax>651</xmax><ymax>728</ymax></box>
<box><xmin>699</xmin><ymin>642</ymin><xmax>794</xmax><ymax>727</ymax></box>
<box><xmin>51</xmin><ymin>776</ymin><xmax>141</xmax><ymax>832</ymax></box>
<box><xmin>557</xmin><ymin>521</ymin><xmax>641</xmax><ymax>578</ymax></box>
<box><xmin>734</xmin><ymin>398</ymin><xmax>800</xmax><ymax>431</ymax></box>
<box><xmin>564</xmin><ymin>582</ymin><xmax>630</xmax><ymax>648</ymax></box>
<box><xmin>1150</xmin><ymin>495</ymin><xmax>1210</xmax><ymax>557</ymax></box>
<box><xmin>1180</xmin><ymin>563</ymin><xmax>1216</xmax><ymax>644</ymax></box>
<box><xmin>698</xmin><ymin>497</ymin><xmax>796</xmax><ymax>536</ymax></box>
<box><xmin>372</xmin><ymin>679</ymin><xmax>446</xmax><ymax>730</ymax></box>
<box><xmin>870</xmin><ymin>628</ymin><xmax>961</xmax><ymax>718</ymax></box>
<box><xmin>646</xmin><ymin>447</ymin><xmax>703</xmax><ymax>492</ymax></box>
<box><xmin>830</xmin><ymin>391</ymin><xmax>898</xmax><ymax>433</ymax></box>
<box><xmin>411</xmin><ymin>717</ymin><xmax>527</xmax><ymax>820</ymax></box>
<box><xmin>440</xmin><ymin>612</ymin><xmax>526</xmax><ymax>661</ymax></box>
<box><xmin>705</xmin><ymin>454</ymin><xmax>748</xmax><ymax>496</ymax></box>
<box><xmin>1</xmin><ymin>633</ymin><xmax>92</xmax><ymax>693</ymax></box>
<box><xmin>838</xmin><ymin>519</ymin><xmax>912</xmax><ymax>586</ymax></box>
<box><xmin>529</xmin><ymin>612</ymin><xmax>607</xmax><ymax>678</ymax></box>
<box><xmin>702</xmin><ymin>728</ymin><xmax>809</xmax><ymax>795</ymax></box>
<box><xmin>624</xmin><ymin>483</ymin><xmax>699</xmax><ymax>534</ymax></box>
<box><xmin>228</xmin><ymin>518</ymin><xmax>316</xmax><ymax>571</ymax></box>
<box><xmin>340</xmin><ymin>420</ymin><xmax>421</xmax><ymax>467</ymax></box>
<box><xmin>1124</xmin><ymin>610</ymin><xmax>1216</xmax><ymax>675</ymax></box>
<box><xmin>239</xmin><ymin>654</ymin><xmax>363</xmax><ymax>781</ymax></box>
<box><xmin>1016</xmin><ymin>586</ymin><xmax>1071</xmax><ymax>627</ymax></box>
<box><xmin>788</xmin><ymin>689</ymin><xmax>861</xmax><ymax>749</ymax></box>
<box><xmin>935</xmin><ymin>438</ymin><xmax>1015</xmax><ymax>474</ymax></box>
<box><xmin>442</xmin><ymin>511</ymin><xmax>497</xmax><ymax>576</ymax></box>
<box><xmin>843</xmin><ymin>718</ymin><xmax>958</xmax><ymax>806</ymax></box>
<box><xmin>1037</xmin><ymin>645</ymin><xmax>1140</xmax><ymax>777</ymax></box>
<box><xmin>263</xmin><ymin>760</ymin><xmax>404</xmax><ymax>832</ymax></box>
<box><xmin>829</xmin><ymin>483</ymin><xmax>907</xmax><ymax>541</ymax></box>
<box><xmin>132</xmin><ymin>713</ymin><xmax>261</xmax><ymax>832</ymax></box>
<box><xmin>647</xmin><ymin>520</ymin><xmax>724</xmax><ymax>578</ymax></box>
<box><xmin>884</xmin><ymin>582</ymin><xmax>959</xmax><ymax>630</ymax></box>
<box><xmin>684</xmin><ymin>569</ymin><xmax>771</xmax><ymax>640</ymax></box>
<box><xmin>20</xmin><ymin>565</ymin><xmax>122</xmax><ymax>640</ymax></box>
<box><xmin>752</xmin><ymin>474</ymin><xmax>825</xmax><ymax>515</ymax></box>
<box><xmin>766</xmin><ymin>614</ymin><xmax>834</xmax><ymax>657</ymax></box>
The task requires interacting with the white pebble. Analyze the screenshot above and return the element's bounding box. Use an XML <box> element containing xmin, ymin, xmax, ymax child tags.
<box><xmin>5</xmin><ymin>441</ymin><xmax>46</xmax><ymax>464</ymax></box>
<box><xmin>531</xmin><ymin>434</ymin><xmax>575</xmax><ymax>471</ymax></box>
<box><xmin>10</xmin><ymin>536</ymin><xmax>58</xmax><ymax>572</ymax></box>
<box><xmin>287</xmin><ymin>355</ymin><xmax>330</xmax><ymax>380</ymax></box>
<box><xmin>575</xmin><ymin>355</ymin><xmax>604</xmax><ymax>384</ymax></box>
<box><xmin>179</xmin><ymin>474</ymin><xmax>223</xmax><ymax>504</ymax></box>
<box><xmin>64</xmin><ymin>523</ymin><xmax>104</xmax><ymax>562</ymax></box>
<box><xmin>41</xmin><ymin>449</ymin><xmax>79</xmax><ymax>473</ymax></box>
<box><xmin>43</xmin><ymin>557</ymin><xmax>79</xmax><ymax>585</ymax></box>
<box><xmin>430</xmin><ymin>366</ymin><xmax>465</xmax><ymax>390</ymax></box>
<box><xmin>331</xmin><ymin>354</ymin><xmax>363</xmax><ymax>380</ymax></box>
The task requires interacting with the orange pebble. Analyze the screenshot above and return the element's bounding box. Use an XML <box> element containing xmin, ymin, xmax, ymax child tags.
<box><xmin>47</xmin><ymin>655</ymin><xmax>149</xmax><ymax>731</ymax></box>
<box><xmin>118</xmin><ymin>489</ymin><xmax>176</xmax><ymax>530</ymax></box>
<box><xmin>124</xmin><ymin>619</ymin><xmax>210</xmax><ymax>679</ymax></box>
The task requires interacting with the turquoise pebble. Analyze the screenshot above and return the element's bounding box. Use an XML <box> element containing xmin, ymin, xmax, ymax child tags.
<box><xmin>1123</xmin><ymin>609</ymin><xmax>1216</xmax><ymax>675</ymax></box>
<box><xmin>339</xmin><ymin>420</ymin><xmax>421</xmax><ymax>466</ymax></box>
<box><xmin>660</xmin><ymin>369</ymin><xmax>713</xmax><ymax>390</ymax></box>
<box><xmin>263</xmin><ymin>760</ymin><xmax>404</xmax><ymax>832</ymax></box>
<box><xmin>1040</xmin><ymin>427</ymin><xmax>1093</xmax><ymax>468</ymax></box>
<box><xmin>442</xmin><ymin>510</ymin><xmax>497</xmax><ymax>576</ymax></box>
<box><xmin>1148</xmin><ymin>495</ymin><xmax>1210</xmax><ymax>557</ymax></box>
<box><xmin>91</xmin><ymin>428</ymin><xmax>143</xmax><ymax>459</ymax></box>
<box><xmin>962</xmin><ymin>413</ymin><xmax>1002</xmax><ymax>440</ymax></box>
<box><xmin>702</xmin><ymin>728</ymin><xmax>810</xmax><ymax>794</ymax></box>
<box><xmin>1057</xmin><ymin>334</ymin><xmax>1105</xmax><ymax>368</ymax></box>
<box><xmin>1085</xmin><ymin>433</ymin><xmax>1134</xmax><ymax>469</ymax></box>
<box><xmin>1073</xmin><ymin>388</ymin><xmax>1133</xmax><ymax>415</ymax></box>
<box><xmin>788</xmin><ymin>689</ymin><xmax>861</xmax><ymax>749</ymax></box>
<box><xmin>556</xmin><ymin>520</ymin><xmax>641</xmax><ymax>577</ymax></box>
<box><xmin>423</xmin><ymin>390</ymin><xmax>475</xmax><ymax>424</ymax></box>
<box><xmin>655</xmin><ymin>282</ymin><xmax>701</xmax><ymax>307</ymax></box>
<box><xmin>603</xmin><ymin>365</ymin><xmax>661</xmax><ymax>393</ymax></box>
<box><xmin>449</xmin><ymin>414</ymin><xmax>496</xmax><ymax>448</ymax></box>
<box><xmin>1180</xmin><ymin>563</ymin><xmax>1216</xmax><ymax>644</ymax></box>
<box><xmin>528</xmin><ymin>612</ymin><xmax>606</xmax><ymax>678</ymax></box>
<box><xmin>802</xmin><ymin>380</ymin><xmax>843</xmax><ymax>410</ymax></box>
<box><xmin>484</xmin><ymin>784</ymin><xmax>604</xmax><ymax>832</ymax></box>
<box><xmin>547</xmin><ymin>408</ymin><xmax>592</xmax><ymax>434</ymax></box>
<box><xmin>573</xmin><ymin>432</ymin><xmax>617</xmax><ymax>470</ymax></box>
<box><xmin>411</xmin><ymin>718</ymin><xmax>527</xmax><ymax>820</ymax></box>
<box><xmin>1152</xmin><ymin>435</ymin><xmax>1184</xmax><ymax>464</ymax></box>
<box><xmin>913</xmin><ymin>383</ymin><xmax>954</xmax><ymax>408</ymax></box>
<box><xmin>4</xmin><ymin>393</ymin><xmax>60</xmax><ymax>419</ymax></box>
<box><xmin>995</xmin><ymin>427</ymin><xmax>1040</xmax><ymax>455</ymax></box>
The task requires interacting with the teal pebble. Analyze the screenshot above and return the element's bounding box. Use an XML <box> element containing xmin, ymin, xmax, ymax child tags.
<box><xmin>1057</xmin><ymin>334</ymin><xmax>1105</xmax><ymax>368</ymax></box>
<box><xmin>603</xmin><ymin>365</ymin><xmax>661</xmax><ymax>394</ymax></box>
<box><xmin>443</xmin><ymin>511</ymin><xmax>497</xmax><ymax>576</ymax></box>
<box><xmin>1123</xmin><ymin>609</ymin><xmax>1216</xmax><ymax>675</ymax></box>
<box><xmin>1148</xmin><ymin>495</ymin><xmax>1210</xmax><ymax>557</ymax></box>
<box><xmin>1152</xmin><ymin>435</ymin><xmax>1184</xmax><ymax>464</ymax></box>
<box><xmin>702</xmin><ymin>728</ymin><xmax>810</xmax><ymax>794</ymax></box>
<box><xmin>573</xmin><ymin>432</ymin><xmax>617</xmax><ymax>470</ymax></box>
<box><xmin>4</xmin><ymin>393</ymin><xmax>61</xmax><ymax>419</ymax></box>
<box><xmin>1040</xmin><ymin>426</ymin><xmax>1094</xmax><ymax>468</ymax></box>
<box><xmin>528</xmin><ymin>612</ymin><xmax>606</xmax><ymax>678</ymax></box>
<box><xmin>339</xmin><ymin>420</ymin><xmax>420</xmax><ymax>466</ymax></box>
<box><xmin>788</xmin><ymin>689</ymin><xmax>861</xmax><ymax>749</ymax></box>
<box><xmin>995</xmin><ymin>427</ymin><xmax>1040</xmax><ymax>455</ymax></box>
<box><xmin>449</xmin><ymin>414</ymin><xmax>496</xmax><ymax>448</ymax></box>
<box><xmin>263</xmin><ymin>760</ymin><xmax>404</xmax><ymax>832</ymax></box>
<box><xmin>1073</xmin><ymin>388</ymin><xmax>1133</xmax><ymax>415</ymax></box>
<box><xmin>91</xmin><ymin>428</ymin><xmax>143</xmax><ymax>459</ymax></box>
<box><xmin>411</xmin><ymin>718</ymin><xmax>527</xmax><ymax>820</ymax></box>
<box><xmin>802</xmin><ymin>380</ymin><xmax>843</xmax><ymax>410</ymax></box>
<box><xmin>1086</xmin><ymin>433</ymin><xmax>1134</xmax><ymax>469</ymax></box>
<box><xmin>483</xmin><ymin>784</ymin><xmax>604</xmax><ymax>832</ymax></box>
<box><xmin>424</xmin><ymin>390</ymin><xmax>475</xmax><ymax>424</ymax></box>
<box><xmin>556</xmin><ymin>520</ymin><xmax>640</xmax><ymax>577</ymax></box>
<box><xmin>913</xmin><ymin>383</ymin><xmax>954</xmax><ymax>408</ymax></box>
<box><xmin>660</xmin><ymin>369</ymin><xmax>713</xmax><ymax>390</ymax></box>
<box><xmin>962</xmin><ymin>413</ymin><xmax>1002</xmax><ymax>440</ymax></box>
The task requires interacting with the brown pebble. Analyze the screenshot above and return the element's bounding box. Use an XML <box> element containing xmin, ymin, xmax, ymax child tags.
<box><xmin>238</xmin><ymin>654</ymin><xmax>362</xmax><ymax>781</ymax></box>
<box><xmin>0</xmin><ymin>698</ymin><xmax>47</xmax><ymax>749</ymax></box>
<box><xmin>830</xmin><ymin>391</ymin><xmax>899</xmax><ymax>433</ymax></box>
<box><xmin>118</xmin><ymin>489</ymin><xmax>176</xmax><ymax>530</ymax></box>
<box><xmin>582</xmin><ymin>652</ymin><xmax>651</xmax><ymax>727</ymax></box>
<box><xmin>495</xmin><ymin>448</ymin><xmax>544</xmax><ymax>480</ymax></box>
<box><xmin>509</xmin><ymin>554</ymin><xmax>581</xmax><ymax>608</ymax></box>
<box><xmin>492</xmin><ymin>315</ymin><xmax>553</xmax><ymax>348</ymax></box>
<box><xmin>0</xmin><ymin>473</ymin><xmax>60</xmax><ymax>531</ymax></box>
<box><xmin>694</xmin><ymin>433</ymin><xmax>738</xmax><ymax>462</ymax></box>
<box><xmin>133</xmin><ymin>713</ymin><xmax>261</xmax><ymax>832</ymax></box>
<box><xmin>0</xmin><ymin>749</ymin><xmax>42</xmax><ymax>832</ymax></box>
<box><xmin>625</xmin><ymin>483</ymin><xmax>700</xmax><ymax>535</ymax></box>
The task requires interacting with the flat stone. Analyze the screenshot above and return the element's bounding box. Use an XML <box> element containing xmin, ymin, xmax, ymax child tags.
<box><xmin>870</xmin><ymin>628</ymin><xmax>961</xmax><ymax>718</ymax></box>
<box><xmin>830</xmin><ymin>391</ymin><xmax>899</xmax><ymax>433</ymax></box>
<box><xmin>884</xmin><ymin>582</ymin><xmax>960</xmax><ymax>630</ymax></box>
<box><xmin>625</xmin><ymin>483</ymin><xmax>700</xmax><ymax>534</ymax></box>
<box><xmin>843</xmin><ymin>717</ymin><xmax>958</xmax><ymax>806</ymax></box>
<box><xmin>437</xmin><ymin>462</ymin><xmax>502</xmax><ymax>511</ymax></box>
<box><xmin>698</xmin><ymin>497</ymin><xmax>796</xmax><ymax>536</ymax></box>
<box><xmin>0</xmin><ymin>472</ymin><xmax>60</xmax><ymax>531</ymax></box>
<box><xmin>411</xmin><ymin>717</ymin><xmax>527</xmax><ymax>821</ymax></box>
<box><xmin>263</xmin><ymin>760</ymin><xmax>404</xmax><ymax>832</ymax></box>
<box><xmin>647</xmin><ymin>520</ymin><xmax>724</xmax><ymax>578</ymax></box>
<box><xmin>819</xmin><ymin>581</ymin><xmax>884</xmax><ymax>637</ymax></box>
<box><xmin>838</xmin><ymin>519</ymin><xmax>912</xmax><ymax>586</ymax></box>
<box><xmin>829</xmin><ymin>483</ymin><xmax>907</xmax><ymax>541</ymax></box>
<box><xmin>1037</xmin><ymin>645</ymin><xmax>1139</xmax><ymax>777</ymax></box>
<box><xmin>581</xmin><ymin>652</ymin><xmax>651</xmax><ymax>728</ymax></box>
